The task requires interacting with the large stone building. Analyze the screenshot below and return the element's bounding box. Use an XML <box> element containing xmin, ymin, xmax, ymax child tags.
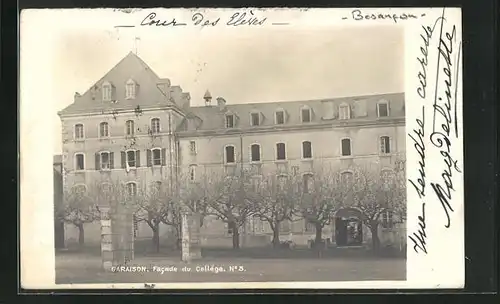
<box><xmin>58</xmin><ymin>52</ymin><xmax>406</xmax><ymax>249</ymax></box>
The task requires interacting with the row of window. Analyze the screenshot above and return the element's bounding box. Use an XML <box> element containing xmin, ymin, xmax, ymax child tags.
<box><xmin>224</xmin><ymin>102</ymin><xmax>390</xmax><ymax>128</ymax></box>
<box><xmin>74</xmin><ymin>118</ymin><xmax>161</xmax><ymax>140</ymax></box>
<box><xmin>100</xmin><ymin>80</ymin><xmax>137</xmax><ymax>101</ymax></box>
<box><xmin>220</xmin><ymin>136</ymin><xmax>391</xmax><ymax>164</ymax></box>
<box><xmin>74</xmin><ymin>148</ymin><xmax>167</xmax><ymax>171</ymax></box>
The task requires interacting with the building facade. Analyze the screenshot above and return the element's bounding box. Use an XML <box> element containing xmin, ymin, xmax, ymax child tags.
<box><xmin>58</xmin><ymin>52</ymin><xmax>406</xmax><ymax>249</ymax></box>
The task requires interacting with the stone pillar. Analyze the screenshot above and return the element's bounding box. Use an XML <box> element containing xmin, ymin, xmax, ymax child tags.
<box><xmin>100</xmin><ymin>206</ymin><xmax>113</xmax><ymax>271</ymax></box>
<box><xmin>181</xmin><ymin>212</ymin><xmax>202</xmax><ymax>262</ymax></box>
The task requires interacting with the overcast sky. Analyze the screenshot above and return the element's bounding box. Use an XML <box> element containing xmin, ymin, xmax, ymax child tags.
<box><xmin>21</xmin><ymin>10</ymin><xmax>404</xmax><ymax>154</ymax></box>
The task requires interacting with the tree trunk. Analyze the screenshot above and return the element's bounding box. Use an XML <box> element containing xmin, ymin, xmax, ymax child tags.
<box><xmin>370</xmin><ymin>221</ymin><xmax>380</xmax><ymax>252</ymax></box>
<box><xmin>77</xmin><ymin>223</ymin><xmax>84</xmax><ymax>247</ymax></box>
<box><xmin>152</xmin><ymin>222</ymin><xmax>160</xmax><ymax>253</ymax></box>
<box><xmin>272</xmin><ymin>222</ymin><xmax>280</xmax><ymax>248</ymax></box>
<box><xmin>232</xmin><ymin>224</ymin><xmax>240</xmax><ymax>249</ymax></box>
<box><xmin>314</xmin><ymin>223</ymin><xmax>323</xmax><ymax>248</ymax></box>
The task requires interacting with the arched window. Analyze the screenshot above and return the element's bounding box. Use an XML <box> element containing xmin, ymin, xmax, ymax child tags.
<box><xmin>377</xmin><ymin>100</ymin><xmax>390</xmax><ymax>117</ymax></box>
<box><xmin>339</xmin><ymin>103</ymin><xmax>350</xmax><ymax>120</ymax></box>
<box><xmin>102</xmin><ymin>82</ymin><xmax>112</xmax><ymax>101</ymax></box>
<box><xmin>303</xmin><ymin>173</ymin><xmax>314</xmax><ymax>193</ymax></box>
<box><xmin>276</xmin><ymin>143</ymin><xmax>286</xmax><ymax>160</ymax></box>
<box><xmin>74</xmin><ymin>153</ymin><xmax>85</xmax><ymax>171</ymax></box>
<box><xmin>380</xmin><ymin>136</ymin><xmax>391</xmax><ymax>154</ymax></box>
<box><xmin>99</xmin><ymin>122</ymin><xmax>109</xmax><ymax>138</ymax></box>
<box><xmin>148</xmin><ymin>148</ymin><xmax>164</xmax><ymax>166</ymax></box>
<box><xmin>225</xmin><ymin>145</ymin><xmax>235</xmax><ymax>164</ymax></box>
<box><xmin>126</xmin><ymin>182</ymin><xmax>137</xmax><ymax>197</ymax></box>
<box><xmin>301</xmin><ymin>106</ymin><xmax>311</xmax><ymax>123</ymax></box>
<box><xmin>250</xmin><ymin>144</ymin><xmax>261</xmax><ymax>162</ymax></box>
<box><xmin>125</xmin><ymin>79</ymin><xmax>136</xmax><ymax>99</ymax></box>
<box><xmin>71</xmin><ymin>184</ymin><xmax>87</xmax><ymax>196</ymax></box>
<box><xmin>151</xmin><ymin>118</ymin><xmax>161</xmax><ymax>134</ymax></box>
<box><xmin>126</xmin><ymin>120</ymin><xmax>135</xmax><ymax>136</ymax></box>
<box><xmin>97</xmin><ymin>151</ymin><xmax>114</xmax><ymax>170</ymax></box>
<box><xmin>341</xmin><ymin>138</ymin><xmax>352</xmax><ymax>156</ymax></box>
<box><xmin>74</xmin><ymin>124</ymin><xmax>84</xmax><ymax>140</ymax></box>
<box><xmin>302</xmin><ymin>141</ymin><xmax>312</xmax><ymax>159</ymax></box>
<box><xmin>341</xmin><ymin>171</ymin><xmax>354</xmax><ymax>186</ymax></box>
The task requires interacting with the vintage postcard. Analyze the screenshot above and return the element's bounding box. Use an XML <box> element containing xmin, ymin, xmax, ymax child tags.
<box><xmin>20</xmin><ymin>7</ymin><xmax>464</xmax><ymax>290</ymax></box>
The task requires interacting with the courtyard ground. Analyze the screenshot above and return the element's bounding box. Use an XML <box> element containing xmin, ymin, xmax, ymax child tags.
<box><xmin>55</xmin><ymin>247</ymin><xmax>406</xmax><ymax>284</ymax></box>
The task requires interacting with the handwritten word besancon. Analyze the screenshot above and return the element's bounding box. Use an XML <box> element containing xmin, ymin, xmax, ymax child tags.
<box><xmin>351</xmin><ymin>9</ymin><xmax>418</xmax><ymax>23</ymax></box>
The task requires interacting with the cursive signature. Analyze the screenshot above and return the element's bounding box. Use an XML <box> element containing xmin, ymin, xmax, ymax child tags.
<box><xmin>430</xmin><ymin>12</ymin><xmax>461</xmax><ymax>228</ymax></box>
<box><xmin>141</xmin><ymin>12</ymin><xmax>187</xmax><ymax>27</ymax></box>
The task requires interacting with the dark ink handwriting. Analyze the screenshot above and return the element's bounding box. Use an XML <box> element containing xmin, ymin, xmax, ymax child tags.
<box><xmin>408</xmin><ymin>203</ymin><xmax>427</xmax><ymax>254</ymax></box>
<box><xmin>351</xmin><ymin>9</ymin><xmax>418</xmax><ymax>23</ymax></box>
<box><xmin>192</xmin><ymin>13</ymin><xmax>220</xmax><ymax>27</ymax></box>
<box><xmin>408</xmin><ymin>107</ymin><xmax>426</xmax><ymax>199</ymax></box>
<box><xmin>227</xmin><ymin>10</ymin><xmax>267</xmax><ymax>26</ymax></box>
<box><xmin>141</xmin><ymin>12</ymin><xmax>187</xmax><ymax>27</ymax></box>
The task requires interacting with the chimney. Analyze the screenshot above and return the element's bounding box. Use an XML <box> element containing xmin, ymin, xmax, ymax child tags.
<box><xmin>217</xmin><ymin>97</ymin><xmax>226</xmax><ymax>111</ymax></box>
<box><xmin>204</xmin><ymin>90</ymin><xmax>212</xmax><ymax>106</ymax></box>
<box><xmin>74</xmin><ymin>92</ymin><xmax>81</xmax><ymax>101</ymax></box>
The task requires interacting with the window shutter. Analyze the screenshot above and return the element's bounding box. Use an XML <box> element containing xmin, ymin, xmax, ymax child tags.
<box><xmin>161</xmin><ymin>148</ymin><xmax>167</xmax><ymax>166</ymax></box>
<box><xmin>110</xmin><ymin>152</ymin><xmax>114</xmax><ymax>169</ymax></box>
<box><xmin>147</xmin><ymin>149</ymin><xmax>152</xmax><ymax>167</ymax></box>
<box><xmin>95</xmin><ymin>153</ymin><xmax>100</xmax><ymax>170</ymax></box>
<box><xmin>136</xmin><ymin>150</ymin><xmax>141</xmax><ymax>167</ymax></box>
<box><xmin>121</xmin><ymin>151</ymin><xmax>126</xmax><ymax>168</ymax></box>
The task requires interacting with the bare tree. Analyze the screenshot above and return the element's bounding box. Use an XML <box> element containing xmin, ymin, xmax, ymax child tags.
<box><xmin>293</xmin><ymin>167</ymin><xmax>347</xmax><ymax>248</ymax></box>
<box><xmin>201</xmin><ymin>172</ymin><xmax>255</xmax><ymax>249</ymax></box>
<box><xmin>348</xmin><ymin>163</ymin><xmax>406</xmax><ymax>252</ymax></box>
<box><xmin>246</xmin><ymin>174</ymin><xmax>298</xmax><ymax>247</ymax></box>
<box><xmin>58</xmin><ymin>185</ymin><xmax>100</xmax><ymax>247</ymax></box>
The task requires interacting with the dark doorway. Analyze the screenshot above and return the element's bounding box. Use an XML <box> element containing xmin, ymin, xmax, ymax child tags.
<box><xmin>335</xmin><ymin>216</ymin><xmax>363</xmax><ymax>246</ymax></box>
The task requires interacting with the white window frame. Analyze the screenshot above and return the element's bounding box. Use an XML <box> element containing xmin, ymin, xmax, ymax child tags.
<box><xmin>189</xmin><ymin>141</ymin><xmax>197</xmax><ymax>155</ymax></box>
<box><xmin>100</xmin><ymin>151</ymin><xmax>112</xmax><ymax>171</ymax></box>
<box><xmin>340</xmin><ymin>137</ymin><xmax>352</xmax><ymax>157</ymax></box>
<box><xmin>381</xmin><ymin>210</ymin><xmax>394</xmax><ymax>228</ymax></box>
<box><xmin>125</xmin><ymin>120</ymin><xmax>135</xmax><ymax>137</ymax></box>
<box><xmin>275</xmin><ymin>142</ymin><xmax>287</xmax><ymax>161</ymax></box>
<box><xmin>250</xmin><ymin>143</ymin><xmax>262</xmax><ymax>163</ymax></box>
<box><xmin>300</xmin><ymin>105</ymin><xmax>312</xmax><ymax>123</ymax></box>
<box><xmin>302</xmin><ymin>173</ymin><xmax>314</xmax><ymax>193</ymax></box>
<box><xmin>302</xmin><ymin>140</ymin><xmax>313</xmax><ymax>159</ymax></box>
<box><xmin>100</xmin><ymin>182</ymin><xmax>112</xmax><ymax>194</ymax></box>
<box><xmin>151</xmin><ymin>147</ymin><xmax>162</xmax><ymax>166</ymax></box>
<box><xmin>380</xmin><ymin>136</ymin><xmax>391</xmax><ymax>154</ymax></box>
<box><xmin>275</xmin><ymin>108</ymin><xmax>285</xmax><ymax>125</ymax></box>
<box><xmin>125</xmin><ymin>182</ymin><xmax>138</xmax><ymax>197</ymax></box>
<box><xmin>74</xmin><ymin>153</ymin><xmax>85</xmax><ymax>171</ymax></box>
<box><xmin>99</xmin><ymin>121</ymin><xmax>110</xmax><ymax>138</ymax></box>
<box><xmin>377</xmin><ymin>100</ymin><xmax>390</xmax><ymax>117</ymax></box>
<box><xmin>102</xmin><ymin>82</ymin><xmax>112</xmax><ymax>101</ymax></box>
<box><xmin>150</xmin><ymin>117</ymin><xmax>161</xmax><ymax>134</ymax></box>
<box><xmin>224</xmin><ymin>144</ymin><xmax>236</xmax><ymax>164</ymax></box>
<box><xmin>125</xmin><ymin>79</ymin><xmax>136</xmax><ymax>99</ymax></box>
<box><xmin>74</xmin><ymin>123</ymin><xmax>85</xmax><ymax>140</ymax></box>
<box><xmin>340</xmin><ymin>170</ymin><xmax>354</xmax><ymax>186</ymax></box>
<box><xmin>225</xmin><ymin>114</ymin><xmax>235</xmax><ymax>128</ymax></box>
<box><xmin>339</xmin><ymin>103</ymin><xmax>351</xmax><ymax>120</ymax></box>
<box><xmin>125</xmin><ymin>149</ymin><xmax>137</xmax><ymax>168</ymax></box>
<box><xmin>250</xmin><ymin>111</ymin><xmax>261</xmax><ymax>127</ymax></box>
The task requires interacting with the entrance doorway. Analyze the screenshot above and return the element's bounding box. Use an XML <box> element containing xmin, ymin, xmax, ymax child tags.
<box><xmin>334</xmin><ymin>208</ymin><xmax>363</xmax><ymax>246</ymax></box>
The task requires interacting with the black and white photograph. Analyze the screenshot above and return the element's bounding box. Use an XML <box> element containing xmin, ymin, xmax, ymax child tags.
<box><xmin>20</xmin><ymin>8</ymin><xmax>464</xmax><ymax>289</ymax></box>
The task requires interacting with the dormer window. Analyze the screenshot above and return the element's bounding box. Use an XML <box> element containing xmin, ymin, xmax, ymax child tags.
<box><xmin>125</xmin><ymin>79</ymin><xmax>136</xmax><ymax>99</ymax></box>
<box><xmin>339</xmin><ymin>103</ymin><xmax>351</xmax><ymax>120</ymax></box>
<box><xmin>102</xmin><ymin>82</ymin><xmax>112</xmax><ymax>101</ymax></box>
<box><xmin>250</xmin><ymin>112</ymin><xmax>260</xmax><ymax>126</ymax></box>
<box><xmin>275</xmin><ymin>109</ymin><xmax>285</xmax><ymax>125</ymax></box>
<box><xmin>377</xmin><ymin>101</ymin><xmax>390</xmax><ymax>117</ymax></box>
<box><xmin>301</xmin><ymin>106</ymin><xmax>311</xmax><ymax>123</ymax></box>
<box><xmin>225</xmin><ymin>114</ymin><xmax>235</xmax><ymax>128</ymax></box>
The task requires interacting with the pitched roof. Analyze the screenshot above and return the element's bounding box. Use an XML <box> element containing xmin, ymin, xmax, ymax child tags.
<box><xmin>58</xmin><ymin>52</ymin><xmax>186</xmax><ymax>116</ymax></box>
<box><xmin>181</xmin><ymin>92</ymin><xmax>405</xmax><ymax>132</ymax></box>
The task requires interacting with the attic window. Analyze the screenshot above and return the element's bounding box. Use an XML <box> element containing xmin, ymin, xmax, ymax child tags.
<box><xmin>250</xmin><ymin>112</ymin><xmax>260</xmax><ymax>126</ymax></box>
<box><xmin>301</xmin><ymin>106</ymin><xmax>311</xmax><ymax>123</ymax></box>
<box><xmin>339</xmin><ymin>103</ymin><xmax>350</xmax><ymax>120</ymax></box>
<box><xmin>102</xmin><ymin>82</ymin><xmax>112</xmax><ymax>101</ymax></box>
<box><xmin>126</xmin><ymin>79</ymin><xmax>136</xmax><ymax>99</ymax></box>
